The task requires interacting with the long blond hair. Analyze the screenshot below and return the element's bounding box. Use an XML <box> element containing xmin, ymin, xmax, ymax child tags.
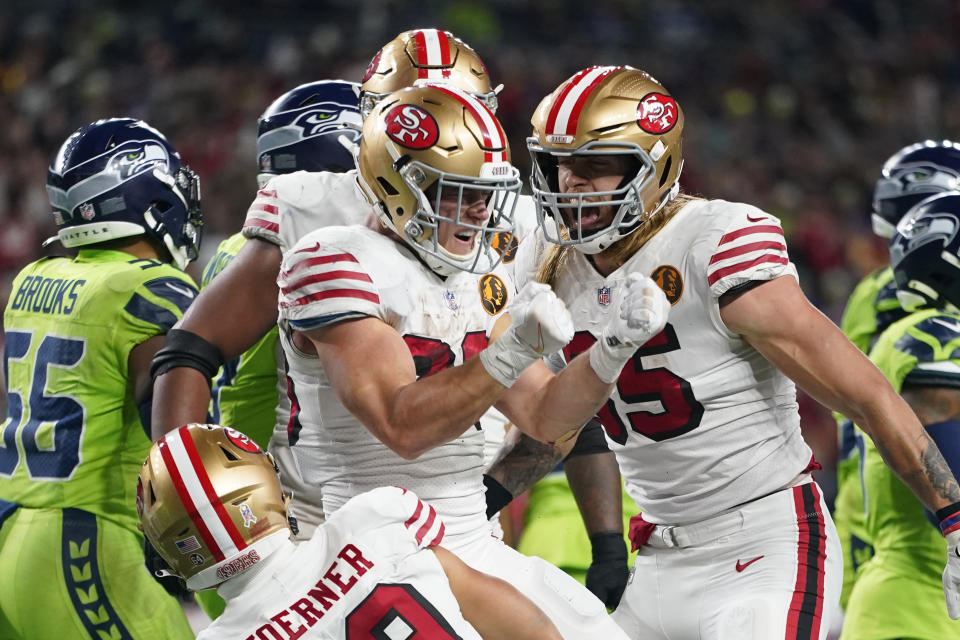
<box><xmin>535</xmin><ymin>193</ymin><xmax>703</xmax><ymax>286</ymax></box>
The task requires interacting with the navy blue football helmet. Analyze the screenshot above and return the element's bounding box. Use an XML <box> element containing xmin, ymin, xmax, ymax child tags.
<box><xmin>890</xmin><ymin>193</ymin><xmax>960</xmax><ymax>311</ymax></box>
<box><xmin>256</xmin><ymin>80</ymin><xmax>362</xmax><ymax>186</ymax></box>
<box><xmin>872</xmin><ymin>140</ymin><xmax>960</xmax><ymax>238</ymax></box>
<box><xmin>46</xmin><ymin>118</ymin><xmax>202</xmax><ymax>268</ymax></box>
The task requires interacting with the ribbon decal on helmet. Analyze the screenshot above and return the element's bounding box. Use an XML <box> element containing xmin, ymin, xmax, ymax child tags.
<box><xmin>159</xmin><ymin>426</ymin><xmax>248</xmax><ymax>562</ymax></box>
<box><xmin>428</xmin><ymin>84</ymin><xmax>506</xmax><ymax>163</ymax></box>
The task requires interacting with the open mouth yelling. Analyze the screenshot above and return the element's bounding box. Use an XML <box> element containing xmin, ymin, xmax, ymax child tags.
<box><xmin>449</xmin><ymin>229</ymin><xmax>478</xmax><ymax>254</ymax></box>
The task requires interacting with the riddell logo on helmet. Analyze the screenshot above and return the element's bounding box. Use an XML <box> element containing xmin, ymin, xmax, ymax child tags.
<box><xmin>216</xmin><ymin>549</ymin><xmax>261</xmax><ymax>581</ymax></box>
<box><xmin>636</xmin><ymin>93</ymin><xmax>678</xmax><ymax>134</ymax></box>
<box><xmin>547</xmin><ymin>134</ymin><xmax>574</xmax><ymax>144</ymax></box>
<box><xmin>385</xmin><ymin>105</ymin><xmax>440</xmax><ymax>149</ymax></box>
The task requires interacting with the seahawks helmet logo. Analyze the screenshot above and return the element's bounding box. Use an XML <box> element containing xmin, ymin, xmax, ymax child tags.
<box><xmin>108</xmin><ymin>142</ymin><xmax>170</xmax><ymax>180</ymax></box>
<box><xmin>294</xmin><ymin>108</ymin><xmax>358</xmax><ymax>137</ymax></box>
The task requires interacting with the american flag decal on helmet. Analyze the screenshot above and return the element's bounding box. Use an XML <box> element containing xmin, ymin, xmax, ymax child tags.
<box><xmin>545</xmin><ymin>66</ymin><xmax>621</xmax><ymax>140</ymax></box>
<box><xmin>413</xmin><ymin>29</ymin><xmax>453</xmax><ymax>80</ymax></box>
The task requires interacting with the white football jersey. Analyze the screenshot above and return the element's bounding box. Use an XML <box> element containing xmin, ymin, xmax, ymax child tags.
<box><xmin>515</xmin><ymin>198</ymin><xmax>813</xmax><ymax>525</ymax></box>
<box><xmin>278</xmin><ymin>225</ymin><xmax>515</xmax><ymax>549</ymax></box>
<box><xmin>201</xmin><ymin>487</ymin><xmax>481</xmax><ymax>640</ymax></box>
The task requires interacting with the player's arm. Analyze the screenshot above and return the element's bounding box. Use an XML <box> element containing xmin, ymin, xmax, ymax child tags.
<box><xmin>150</xmin><ymin>237</ymin><xmax>281</xmax><ymax>439</ymax></box>
<box><xmin>430</xmin><ymin>545</ymin><xmax>562</xmax><ymax>640</ymax></box>
<box><xmin>719</xmin><ymin>275</ymin><xmax>960</xmax><ymax>513</ymax></box>
<box><xmin>901</xmin><ymin>384</ymin><xmax>960</xmax><ymax>479</ymax></box>
<box><xmin>484</xmin><ymin>428</ymin><xmax>567</xmax><ymax>513</ymax></box>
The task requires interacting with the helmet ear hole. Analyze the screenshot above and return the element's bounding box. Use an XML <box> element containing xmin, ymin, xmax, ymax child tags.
<box><xmin>377</xmin><ymin>177</ymin><xmax>400</xmax><ymax>196</ymax></box>
<box><xmin>219</xmin><ymin>445</ymin><xmax>239</xmax><ymax>461</ymax></box>
<box><xmin>659</xmin><ymin>156</ymin><xmax>673</xmax><ymax>188</ymax></box>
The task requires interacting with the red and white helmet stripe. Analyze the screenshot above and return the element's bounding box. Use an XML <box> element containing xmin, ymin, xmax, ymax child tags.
<box><xmin>545</xmin><ymin>65</ymin><xmax>621</xmax><ymax>141</ymax></box>
<box><xmin>413</xmin><ymin>29</ymin><xmax>453</xmax><ymax>80</ymax></box>
<box><xmin>428</xmin><ymin>83</ymin><xmax>507</xmax><ymax>163</ymax></box>
<box><xmin>159</xmin><ymin>426</ymin><xmax>248</xmax><ymax>562</ymax></box>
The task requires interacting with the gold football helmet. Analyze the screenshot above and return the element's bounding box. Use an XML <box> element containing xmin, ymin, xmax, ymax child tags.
<box><xmin>360</xmin><ymin>28</ymin><xmax>499</xmax><ymax>118</ymax></box>
<box><xmin>137</xmin><ymin>424</ymin><xmax>291</xmax><ymax>590</ymax></box>
<box><xmin>528</xmin><ymin>65</ymin><xmax>684</xmax><ymax>254</ymax></box>
<box><xmin>356</xmin><ymin>83</ymin><xmax>521</xmax><ymax>277</ymax></box>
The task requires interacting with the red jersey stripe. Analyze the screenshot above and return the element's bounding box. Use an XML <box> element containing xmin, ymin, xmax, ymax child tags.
<box><xmin>244</xmin><ymin>217</ymin><xmax>279</xmax><ymax>233</ymax></box>
<box><xmin>707</xmin><ymin>255</ymin><xmax>789</xmax><ymax>285</ymax></box>
<box><xmin>405</xmin><ymin>500</ymin><xmax>424</xmax><ymax>528</ymax></box>
<box><xmin>717</xmin><ymin>224</ymin><xmax>783</xmax><ymax>245</ymax></box>
<box><xmin>249</xmin><ymin>202</ymin><xmax>278</xmax><ymax>215</ymax></box>
<box><xmin>428</xmin><ymin>521</ymin><xmax>445</xmax><ymax>548</ymax></box>
<box><xmin>281</xmin><ymin>254</ymin><xmax>361</xmax><ymax>277</ymax></box>
<box><xmin>708</xmin><ymin>240</ymin><xmax>787</xmax><ymax>265</ymax></box>
<box><xmin>281</xmin><ymin>288</ymin><xmax>380</xmax><ymax>308</ymax></box>
<box><xmin>414</xmin><ymin>505</ymin><xmax>438</xmax><ymax>545</ymax></box>
<box><xmin>280</xmin><ymin>270</ymin><xmax>374</xmax><ymax>296</ymax></box>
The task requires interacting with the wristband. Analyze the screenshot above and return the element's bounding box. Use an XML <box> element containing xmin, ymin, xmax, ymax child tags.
<box><xmin>483</xmin><ymin>474</ymin><xmax>514</xmax><ymax>519</ymax></box>
<box><xmin>478</xmin><ymin>333</ymin><xmax>540</xmax><ymax>388</ymax></box>
<box><xmin>588</xmin><ymin>337</ymin><xmax>632</xmax><ymax>384</ymax></box>
<box><xmin>150</xmin><ymin>328</ymin><xmax>224</xmax><ymax>385</ymax></box>
<box><xmin>589</xmin><ymin>532</ymin><xmax>628</xmax><ymax>562</ymax></box>
<box><xmin>937</xmin><ymin>502</ymin><xmax>960</xmax><ymax>536</ymax></box>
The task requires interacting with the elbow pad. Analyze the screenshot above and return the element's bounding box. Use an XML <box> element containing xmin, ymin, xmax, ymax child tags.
<box><xmin>149</xmin><ymin>328</ymin><xmax>224</xmax><ymax>386</ymax></box>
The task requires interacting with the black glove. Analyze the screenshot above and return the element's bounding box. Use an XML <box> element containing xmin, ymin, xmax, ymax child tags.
<box><xmin>143</xmin><ymin>536</ymin><xmax>191</xmax><ymax>600</ymax></box>
<box><xmin>585</xmin><ymin>532</ymin><xmax>628</xmax><ymax>610</ymax></box>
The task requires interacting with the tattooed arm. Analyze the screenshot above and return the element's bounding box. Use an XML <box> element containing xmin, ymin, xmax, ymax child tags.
<box><xmin>486</xmin><ymin>428</ymin><xmax>567</xmax><ymax>498</ymax></box>
<box><xmin>720</xmin><ymin>276</ymin><xmax>960</xmax><ymax>513</ymax></box>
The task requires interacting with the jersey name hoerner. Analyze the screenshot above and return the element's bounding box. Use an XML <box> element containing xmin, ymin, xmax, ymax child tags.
<box><xmin>517</xmin><ymin>198</ymin><xmax>813</xmax><ymax>524</ymax></box>
<box><xmin>278</xmin><ymin>226</ymin><xmax>512</xmax><ymax>550</ymax></box>
<box><xmin>205</xmin><ymin>487</ymin><xmax>481</xmax><ymax>640</ymax></box>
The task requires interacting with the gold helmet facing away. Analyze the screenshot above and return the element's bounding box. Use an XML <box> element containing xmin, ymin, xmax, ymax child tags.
<box><xmin>528</xmin><ymin>65</ymin><xmax>684</xmax><ymax>254</ymax></box>
<box><xmin>356</xmin><ymin>83</ymin><xmax>521</xmax><ymax>277</ymax></box>
<box><xmin>137</xmin><ymin>423</ymin><xmax>291</xmax><ymax>591</ymax></box>
<box><xmin>361</xmin><ymin>28</ymin><xmax>499</xmax><ymax>118</ymax></box>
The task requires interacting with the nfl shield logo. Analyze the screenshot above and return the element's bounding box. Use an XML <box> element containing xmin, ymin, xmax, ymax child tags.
<box><xmin>597</xmin><ymin>286</ymin><xmax>611</xmax><ymax>307</ymax></box>
<box><xmin>444</xmin><ymin>290</ymin><xmax>459</xmax><ymax>310</ymax></box>
<box><xmin>79</xmin><ymin>203</ymin><xmax>95</xmax><ymax>221</ymax></box>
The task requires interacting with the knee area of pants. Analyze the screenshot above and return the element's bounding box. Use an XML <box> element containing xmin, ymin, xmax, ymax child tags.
<box><xmin>530</xmin><ymin>556</ymin><xmax>608</xmax><ymax>617</ymax></box>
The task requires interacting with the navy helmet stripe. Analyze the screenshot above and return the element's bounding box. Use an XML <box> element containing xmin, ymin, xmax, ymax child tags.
<box><xmin>61</xmin><ymin>508</ymin><xmax>134</xmax><ymax>640</ymax></box>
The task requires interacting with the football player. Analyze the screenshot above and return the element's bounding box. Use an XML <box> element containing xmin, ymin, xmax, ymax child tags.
<box><xmin>273</xmin><ymin>83</ymin><xmax>654</xmax><ymax>638</ymax></box>
<box><xmin>151</xmin><ymin>27</ymin><xmax>630</xmax><ymax>605</ymax></box>
<box><xmin>519</xmin><ymin>65</ymin><xmax>960</xmax><ymax>638</ymax></box>
<box><xmin>839</xmin><ymin>193</ymin><xmax>960</xmax><ymax>639</ymax></box>
<box><xmin>0</xmin><ymin>118</ymin><xmax>201</xmax><ymax>639</ymax></box>
<box><xmin>833</xmin><ymin>140</ymin><xmax>960</xmax><ymax>613</ymax></box>
<box><xmin>138</xmin><ymin>423</ymin><xmax>563</xmax><ymax>640</ymax></box>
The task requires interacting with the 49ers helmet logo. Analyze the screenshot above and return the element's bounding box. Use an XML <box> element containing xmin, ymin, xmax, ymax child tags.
<box><xmin>225</xmin><ymin>427</ymin><xmax>261</xmax><ymax>453</ymax></box>
<box><xmin>385</xmin><ymin>104</ymin><xmax>439</xmax><ymax>149</ymax></box>
<box><xmin>363</xmin><ymin>49</ymin><xmax>382</xmax><ymax>83</ymax></box>
<box><xmin>637</xmin><ymin>93</ymin><xmax>678</xmax><ymax>134</ymax></box>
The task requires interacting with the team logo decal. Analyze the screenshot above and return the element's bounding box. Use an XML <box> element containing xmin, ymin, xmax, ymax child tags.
<box><xmin>238</xmin><ymin>503</ymin><xmax>258</xmax><ymax>528</ymax></box>
<box><xmin>108</xmin><ymin>141</ymin><xmax>170</xmax><ymax>180</ymax></box>
<box><xmin>385</xmin><ymin>104</ymin><xmax>440</xmax><ymax>149</ymax></box>
<box><xmin>479</xmin><ymin>273</ymin><xmax>508</xmax><ymax>315</ymax></box>
<box><xmin>295</xmin><ymin>108</ymin><xmax>344</xmax><ymax>137</ymax></box>
<box><xmin>225</xmin><ymin>427</ymin><xmax>261</xmax><ymax>453</ymax></box>
<box><xmin>79</xmin><ymin>202</ymin><xmax>96</xmax><ymax>221</ymax></box>
<box><xmin>636</xmin><ymin>93</ymin><xmax>678</xmax><ymax>134</ymax></box>
<box><xmin>363</xmin><ymin>49</ymin><xmax>383</xmax><ymax>83</ymax></box>
<box><xmin>597</xmin><ymin>286</ymin><xmax>612</xmax><ymax>307</ymax></box>
<box><xmin>444</xmin><ymin>290</ymin><xmax>459</xmax><ymax>311</ymax></box>
<box><xmin>651</xmin><ymin>265</ymin><xmax>683</xmax><ymax>305</ymax></box>
<box><xmin>490</xmin><ymin>231</ymin><xmax>519</xmax><ymax>263</ymax></box>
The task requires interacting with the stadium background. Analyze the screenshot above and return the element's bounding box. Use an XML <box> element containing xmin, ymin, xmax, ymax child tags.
<box><xmin>1</xmin><ymin>0</ymin><xmax>959</xmax><ymax>507</ymax></box>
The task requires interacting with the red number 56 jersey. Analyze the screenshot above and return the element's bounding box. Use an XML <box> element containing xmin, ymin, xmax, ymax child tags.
<box><xmin>516</xmin><ymin>198</ymin><xmax>813</xmax><ymax>525</ymax></box>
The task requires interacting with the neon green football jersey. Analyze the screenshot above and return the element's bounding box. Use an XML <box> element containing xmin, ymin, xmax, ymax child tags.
<box><xmin>840</xmin><ymin>266</ymin><xmax>908</xmax><ymax>354</ymax></box>
<box><xmin>201</xmin><ymin>232</ymin><xmax>280</xmax><ymax>447</ymax></box>
<box><xmin>0</xmin><ymin>249</ymin><xmax>197</xmax><ymax>534</ymax></box>
<box><xmin>842</xmin><ymin>309</ymin><xmax>960</xmax><ymax>638</ymax></box>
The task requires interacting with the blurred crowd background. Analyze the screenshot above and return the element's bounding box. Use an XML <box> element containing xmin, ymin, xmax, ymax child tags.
<box><xmin>2</xmin><ymin>0</ymin><xmax>959</xmax><ymax>502</ymax></box>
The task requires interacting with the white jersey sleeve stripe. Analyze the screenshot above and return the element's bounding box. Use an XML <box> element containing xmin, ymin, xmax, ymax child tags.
<box><xmin>709</xmin><ymin>240</ymin><xmax>787</xmax><ymax>266</ymax></box>
<box><xmin>279</xmin><ymin>270</ymin><xmax>374</xmax><ymax>297</ymax></box>
<box><xmin>242</xmin><ymin>188</ymin><xmax>281</xmax><ymax>236</ymax></box>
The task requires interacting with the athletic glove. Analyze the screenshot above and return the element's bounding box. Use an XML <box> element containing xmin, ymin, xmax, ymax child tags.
<box><xmin>585</xmin><ymin>532</ymin><xmax>629</xmax><ymax>610</ymax></box>
<box><xmin>480</xmin><ymin>282</ymin><xmax>574</xmax><ymax>388</ymax></box>
<box><xmin>589</xmin><ymin>272</ymin><xmax>670</xmax><ymax>383</ymax></box>
<box><xmin>143</xmin><ymin>536</ymin><xmax>191</xmax><ymax>600</ymax></box>
<box><xmin>944</xmin><ymin>528</ymin><xmax>960</xmax><ymax>618</ymax></box>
